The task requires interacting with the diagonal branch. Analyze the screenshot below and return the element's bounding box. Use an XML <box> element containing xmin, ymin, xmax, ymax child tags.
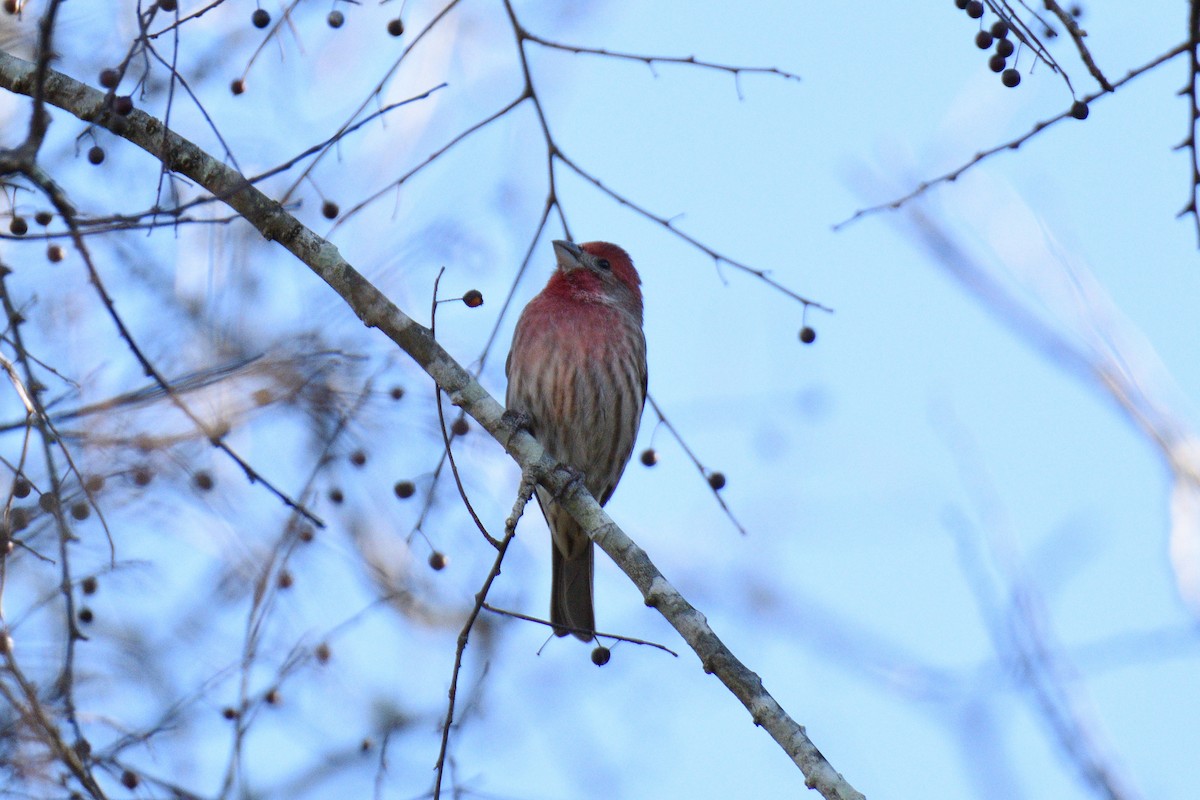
<box><xmin>0</xmin><ymin>49</ymin><xmax>864</xmax><ymax>800</ymax></box>
<box><xmin>1041</xmin><ymin>0</ymin><xmax>1112</xmax><ymax>90</ymax></box>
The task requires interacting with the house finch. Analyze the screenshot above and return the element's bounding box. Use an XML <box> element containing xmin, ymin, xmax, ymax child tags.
<box><xmin>506</xmin><ymin>240</ymin><xmax>648</xmax><ymax>641</ymax></box>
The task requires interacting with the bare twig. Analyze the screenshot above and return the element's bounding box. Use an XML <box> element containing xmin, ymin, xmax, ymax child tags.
<box><xmin>1041</xmin><ymin>0</ymin><xmax>1113</xmax><ymax>90</ymax></box>
<box><xmin>1180</xmin><ymin>0</ymin><xmax>1200</xmax><ymax>246</ymax></box>
<box><xmin>430</xmin><ymin>267</ymin><xmax>498</xmax><ymax>549</ymax></box>
<box><xmin>432</xmin><ymin>487</ymin><xmax>522</xmax><ymax>799</ymax></box>
<box><xmin>481</xmin><ymin>601</ymin><xmax>680</xmax><ymax>656</ymax></box>
<box><xmin>835</xmin><ymin>42</ymin><xmax>1190</xmax><ymax>231</ymax></box>
<box><xmin>520</xmin><ymin>28</ymin><xmax>800</xmax><ymax>101</ymax></box>
<box><xmin>647</xmin><ymin>394</ymin><xmax>748</xmax><ymax>537</ymax></box>
<box><xmin>17</xmin><ymin>166</ymin><xmax>324</xmax><ymax>527</ymax></box>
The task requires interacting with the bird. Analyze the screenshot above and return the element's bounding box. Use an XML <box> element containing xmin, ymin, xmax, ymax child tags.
<box><xmin>505</xmin><ymin>240</ymin><xmax>648</xmax><ymax>641</ymax></box>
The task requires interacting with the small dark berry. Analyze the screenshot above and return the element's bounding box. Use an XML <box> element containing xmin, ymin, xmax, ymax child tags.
<box><xmin>298</xmin><ymin>525</ymin><xmax>315</xmax><ymax>543</ymax></box>
<box><xmin>988</xmin><ymin>54</ymin><xmax>1007</xmax><ymax>73</ymax></box>
<box><xmin>2</xmin><ymin>0</ymin><xmax>17</xmax><ymax>15</ymax></box>
<box><xmin>462</xmin><ymin>289</ymin><xmax>483</xmax><ymax>308</ymax></box>
<box><xmin>360</xmin><ymin>738</ymin><xmax>373</xmax><ymax>752</ymax></box>
<box><xmin>251</xmin><ymin>8</ymin><xmax>270</xmax><ymax>28</ymax></box>
<box><xmin>38</xmin><ymin>492</ymin><xmax>57</xmax><ymax>512</ymax></box>
<box><xmin>965</xmin><ymin>1</ymin><xmax>984</xmax><ymax>19</ymax></box>
<box><xmin>78</xmin><ymin>607</ymin><xmax>93</xmax><ymax>624</ymax></box>
<box><xmin>9</xmin><ymin>217</ymin><xmax>27</xmax><ymax>236</ymax></box>
<box><xmin>428</xmin><ymin>551</ymin><xmax>447</xmax><ymax>571</ymax></box>
<box><xmin>47</xmin><ymin>245</ymin><xmax>64</xmax><ymax>263</ymax></box>
<box><xmin>265</xmin><ymin>688</ymin><xmax>280</xmax><ymax>705</ymax></box>
<box><xmin>120</xmin><ymin>771</ymin><xmax>138</xmax><ymax>790</ymax></box>
<box><xmin>70</xmin><ymin>501</ymin><xmax>89</xmax><ymax>520</ymax></box>
<box><xmin>389</xmin><ymin>386</ymin><xmax>405</xmax><ymax>400</ymax></box>
<box><xmin>327</xmin><ymin>10</ymin><xmax>344</xmax><ymax>28</ymax></box>
<box><xmin>87</xmin><ymin>145</ymin><xmax>105</xmax><ymax>165</ymax></box>
<box><xmin>349</xmin><ymin>450</ymin><xmax>366</xmax><ymax>467</ymax></box>
<box><xmin>113</xmin><ymin>95</ymin><xmax>133</xmax><ymax>115</ymax></box>
<box><xmin>231</xmin><ymin>79</ymin><xmax>245</xmax><ymax>95</ymax></box>
<box><xmin>12</xmin><ymin>478</ymin><xmax>31</xmax><ymax>498</ymax></box>
<box><xmin>84</xmin><ymin>474</ymin><xmax>105</xmax><ymax>493</ymax></box>
<box><xmin>328</xmin><ymin>487</ymin><xmax>344</xmax><ymax>504</ymax></box>
<box><xmin>159</xmin><ymin>0</ymin><xmax>177</xmax><ymax>10</ymax></box>
<box><xmin>10</xmin><ymin>508</ymin><xmax>28</xmax><ymax>532</ymax></box>
<box><xmin>1070</xmin><ymin>100</ymin><xmax>1089</xmax><ymax>120</ymax></box>
<box><xmin>591</xmin><ymin>646</ymin><xmax>611</xmax><ymax>666</ymax></box>
<box><xmin>1070</xmin><ymin>4</ymin><xmax>1082</xmax><ymax>18</ymax></box>
<box><xmin>394</xmin><ymin>480</ymin><xmax>415</xmax><ymax>499</ymax></box>
<box><xmin>193</xmin><ymin>471</ymin><xmax>214</xmax><ymax>491</ymax></box>
<box><xmin>81</xmin><ymin>576</ymin><xmax>98</xmax><ymax>595</ymax></box>
<box><xmin>1044</xmin><ymin>26</ymin><xmax>1058</xmax><ymax>38</ymax></box>
<box><xmin>222</xmin><ymin>706</ymin><xmax>238</xmax><ymax>720</ymax></box>
<box><xmin>995</xmin><ymin>38</ymin><xmax>1014</xmax><ymax>58</ymax></box>
<box><xmin>955</xmin><ymin>0</ymin><xmax>968</xmax><ymax>7</ymax></box>
<box><xmin>639</xmin><ymin>448</ymin><xmax>658</xmax><ymax>467</ymax></box>
<box><xmin>990</xmin><ymin>19</ymin><xmax>1010</xmax><ymax>38</ymax></box>
<box><xmin>133</xmin><ymin>466</ymin><xmax>153</xmax><ymax>487</ymax></box>
<box><xmin>386</xmin><ymin>17</ymin><xmax>404</xmax><ymax>36</ymax></box>
<box><xmin>277</xmin><ymin>570</ymin><xmax>293</xmax><ymax>589</ymax></box>
<box><xmin>450</xmin><ymin>417</ymin><xmax>469</xmax><ymax>436</ymax></box>
<box><xmin>314</xmin><ymin>642</ymin><xmax>331</xmax><ymax>663</ymax></box>
<box><xmin>974</xmin><ymin>31</ymin><xmax>993</xmax><ymax>49</ymax></box>
<box><xmin>34</xmin><ymin>210</ymin><xmax>52</xmax><ymax>225</ymax></box>
<box><xmin>1001</xmin><ymin>68</ymin><xmax>1021</xmax><ymax>88</ymax></box>
<box><xmin>707</xmin><ymin>472</ymin><xmax>727</xmax><ymax>491</ymax></box>
<box><xmin>321</xmin><ymin>200</ymin><xmax>339</xmax><ymax>219</ymax></box>
<box><xmin>99</xmin><ymin>69</ymin><xmax>119</xmax><ymax>89</ymax></box>
<box><xmin>799</xmin><ymin>326</ymin><xmax>817</xmax><ymax>344</ymax></box>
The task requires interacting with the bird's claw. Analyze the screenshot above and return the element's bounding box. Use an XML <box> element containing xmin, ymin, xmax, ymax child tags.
<box><xmin>501</xmin><ymin>409</ymin><xmax>533</xmax><ymax>447</ymax></box>
<box><xmin>551</xmin><ymin>464</ymin><xmax>586</xmax><ymax>501</ymax></box>
<box><xmin>502</xmin><ymin>408</ymin><xmax>533</xmax><ymax>433</ymax></box>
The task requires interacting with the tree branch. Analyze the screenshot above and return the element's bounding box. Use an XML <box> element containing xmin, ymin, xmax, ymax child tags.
<box><xmin>0</xmin><ymin>49</ymin><xmax>864</xmax><ymax>800</ymax></box>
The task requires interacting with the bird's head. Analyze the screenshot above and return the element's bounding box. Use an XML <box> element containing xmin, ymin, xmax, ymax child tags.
<box><xmin>548</xmin><ymin>240</ymin><xmax>642</xmax><ymax>312</ymax></box>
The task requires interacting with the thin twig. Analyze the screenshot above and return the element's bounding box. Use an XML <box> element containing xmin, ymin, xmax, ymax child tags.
<box><xmin>481</xmin><ymin>602</ymin><xmax>679</xmax><ymax>656</ymax></box>
<box><xmin>647</xmin><ymin>394</ymin><xmax>747</xmax><ymax>537</ymax></box>
<box><xmin>835</xmin><ymin>42</ymin><xmax>1190</xmax><ymax>231</ymax></box>
<box><xmin>521</xmin><ymin>29</ymin><xmax>800</xmax><ymax>100</ymax></box>
<box><xmin>20</xmin><ymin>167</ymin><xmax>325</xmax><ymax>527</ymax></box>
<box><xmin>430</xmin><ymin>267</ymin><xmax>498</xmax><ymax>549</ymax></box>
<box><xmin>1041</xmin><ymin>0</ymin><xmax>1113</xmax><ymax>90</ymax></box>
<box><xmin>432</xmin><ymin>478</ymin><xmax>527</xmax><ymax>799</ymax></box>
<box><xmin>1180</xmin><ymin>0</ymin><xmax>1200</xmax><ymax>246</ymax></box>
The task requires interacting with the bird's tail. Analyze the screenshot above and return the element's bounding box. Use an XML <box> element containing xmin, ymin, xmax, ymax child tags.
<box><xmin>549</xmin><ymin>515</ymin><xmax>595</xmax><ymax>641</ymax></box>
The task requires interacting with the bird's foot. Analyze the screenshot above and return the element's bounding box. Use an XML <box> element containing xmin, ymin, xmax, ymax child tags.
<box><xmin>550</xmin><ymin>463</ymin><xmax>587</xmax><ymax>502</ymax></box>
<box><xmin>501</xmin><ymin>409</ymin><xmax>533</xmax><ymax>444</ymax></box>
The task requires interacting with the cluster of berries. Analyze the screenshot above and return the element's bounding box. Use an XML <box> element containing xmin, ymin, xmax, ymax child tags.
<box><xmin>955</xmin><ymin>2</ymin><xmax>1024</xmax><ymax>88</ymax></box>
<box><xmin>955</xmin><ymin>1</ymin><xmax>1091</xmax><ymax>118</ymax></box>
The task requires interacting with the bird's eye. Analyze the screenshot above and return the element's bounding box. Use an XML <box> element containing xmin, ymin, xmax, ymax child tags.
<box><xmin>595</xmin><ymin>258</ymin><xmax>611</xmax><ymax>270</ymax></box>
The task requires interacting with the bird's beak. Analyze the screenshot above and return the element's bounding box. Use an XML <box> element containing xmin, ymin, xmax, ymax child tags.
<box><xmin>552</xmin><ymin>240</ymin><xmax>584</xmax><ymax>273</ymax></box>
